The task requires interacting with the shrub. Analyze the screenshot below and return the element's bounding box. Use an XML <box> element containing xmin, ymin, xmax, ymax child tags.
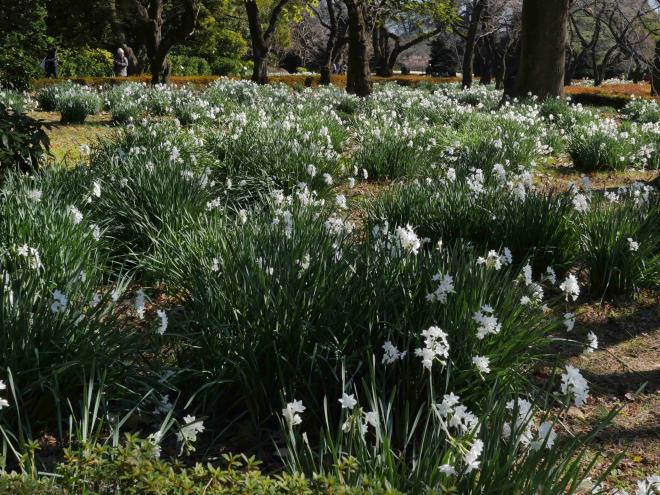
<box><xmin>211</xmin><ymin>56</ymin><xmax>248</xmax><ymax>76</ymax></box>
<box><xmin>0</xmin><ymin>437</ymin><xmax>402</xmax><ymax>494</ymax></box>
<box><xmin>57</xmin><ymin>46</ymin><xmax>113</xmax><ymax>78</ymax></box>
<box><xmin>110</xmin><ymin>99</ymin><xmax>143</xmax><ymax>124</ymax></box>
<box><xmin>283</xmin><ymin>367</ymin><xmax>618</xmax><ymax>494</ymax></box>
<box><xmin>56</xmin><ymin>86</ymin><xmax>101</xmax><ymax>124</ymax></box>
<box><xmin>169</xmin><ymin>54</ymin><xmax>212</xmax><ymax>76</ymax></box>
<box><xmin>620</xmin><ymin>98</ymin><xmax>660</xmax><ymax>123</ymax></box>
<box><xmin>0</xmin><ymin>103</ymin><xmax>50</xmax><ymax>178</ymax></box>
<box><xmin>85</xmin><ymin>121</ymin><xmax>215</xmax><ymax>261</ymax></box>
<box><xmin>0</xmin><ymin>90</ymin><xmax>33</xmax><ymax>114</ymax></box>
<box><xmin>203</xmin><ymin>95</ymin><xmax>346</xmax><ymax>194</ymax></box>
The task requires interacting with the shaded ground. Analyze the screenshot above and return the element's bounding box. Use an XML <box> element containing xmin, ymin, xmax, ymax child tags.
<box><xmin>563</xmin><ymin>295</ymin><xmax>659</xmax><ymax>491</ymax></box>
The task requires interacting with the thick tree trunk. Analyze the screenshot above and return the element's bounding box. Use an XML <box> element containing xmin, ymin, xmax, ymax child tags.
<box><xmin>652</xmin><ymin>40</ymin><xmax>660</xmax><ymax>96</ymax></box>
<box><xmin>344</xmin><ymin>0</ymin><xmax>372</xmax><ymax>97</ymax></box>
<box><xmin>245</xmin><ymin>1</ymin><xmax>269</xmax><ymax>84</ymax></box>
<box><xmin>373</xmin><ymin>26</ymin><xmax>393</xmax><ymax>77</ymax></box>
<box><xmin>251</xmin><ymin>49</ymin><xmax>268</xmax><ymax>84</ymax></box>
<box><xmin>462</xmin><ymin>0</ymin><xmax>487</xmax><ymax>89</ymax></box>
<box><xmin>503</xmin><ymin>41</ymin><xmax>520</xmax><ymax>97</ymax></box>
<box><xmin>477</xmin><ymin>38</ymin><xmax>493</xmax><ymax>85</ymax></box>
<box><xmin>151</xmin><ymin>51</ymin><xmax>171</xmax><ymax>84</ymax></box>
<box><xmin>511</xmin><ymin>0</ymin><xmax>570</xmax><ymax>99</ymax></box>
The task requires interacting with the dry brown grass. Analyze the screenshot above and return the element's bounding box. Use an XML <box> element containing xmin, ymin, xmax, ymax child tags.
<box><xmin>566</xmin><ymin>82</ymin><xmax>657</xmax><ymax>100</ymax></box>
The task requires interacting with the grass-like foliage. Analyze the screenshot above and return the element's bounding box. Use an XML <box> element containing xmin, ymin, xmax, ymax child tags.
<box><xmin>0</xmin><ymin>79</ymin><xmax>656</xmax><ymax>492</ymax></box>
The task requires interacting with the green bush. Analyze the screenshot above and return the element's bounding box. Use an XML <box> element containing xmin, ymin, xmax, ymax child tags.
<box><xmin>57</xmin><ymin>47</ymin><xmax>113</xmax><ymax>78</ymax></box>
<box><xmin>0</xmin><ymin>103</ymin><xmax>50</xmax><ymax>178</ymax></box>
<box><xmin>620</xmin><ymin>98</ymin><xmax>660</xmax><ymax>123</ymax></box>
<box><xmin>169</xmin><ymin>54</ymin><xmax>212</xmax><ymax>76</ymax></box>
<box><xmin>0</xmin><ymin>89</ymin><xmax>32</xmax><ymax>114</ymax></box>
<box><xmin>366</xmin><ymin>177</ymin><xmax>577</xmax><ymax>272</ymax></box>
<box><xmin>566</xmin><ymin>113</ymin><xmax>658</xmax><ymax>171</ymax></box>
<box><xmin>0</xmin><ymin>31</ymin><xmax>45</xmax><ymax>90</ymax></box>
<box><xmin>85</xmin><ymin>122</ymin><xmax>215</xmax><ymax>261</ymax></box>
<box><xmin>0</xmin><ymin>437</ymin><xmax>402</xmax><ymax>494</ymax></box>
<box><xmin>211</xmin><ymin>56</ymin><xmax>248</xmax><ymax>76</ymax></box>
<box><xmin>110</xmin><ymin>99</ymin><xmax>143</xmax><ymax>124</ymax></box>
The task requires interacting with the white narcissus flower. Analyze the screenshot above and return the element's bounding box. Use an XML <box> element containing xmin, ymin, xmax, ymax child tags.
<box><xmin>531</xmin><ymin>421</ymin><xmax>557</xmax><ymax>451</ymax></box>
<box><xmin>415</xmin><ymin>326</ymin><xmax>449</xmax><ymax>369</ymax></box>
<box><xmin>28</xmin><ymin>189</ymin><xmax>42</xmax><ymax>202</ymax></box>
<box><xmin>364</xmin><ymin>411</ymin><xmax>379</xmax><ymax>428</ymax></box>
<box><xmin>51</xmin><ymin>289</ymin><xmax>68</xmax><ymax>314</ymax></box>
<box><xmin>560</xmin><ymin>365</ymin><xmax>589</xmax><ymax>407</ymax></box>
<box><xmin>627</xmin><ymin>238</ymin><xmax>639</xmax><ymax>252</ymax></box>
<box><xmin>135</xmin><ymin>289</ymin><xmax>146</xmax><ymax>320</ymax></box>
<box><xmin>338</xmin><ymin>392</ymin><xmax>357</xmax><ymax>410</ymax></box>
<box><xmin>473</xmin><ymin>305</ymin><xmax>501</xmax><ymax>340</ymax></box>
<box><xmin>69</xmin><ymin>205</ymin><xmax>83</xmax><ymax>225</ymax></box>
<box><xmin>563</xmin><ymin>312</ymin><xmax>576</xmax><ymax>332</ymax></box>
<box><xmin>177</xmin><ymin>415</ymin><xmax>205</xmax><ymax>443</ymax></box>
<box><xmin>156</xmin><ymin>310</ymin><xmax>168</xmax><ymax>335</ymax></box>
<box><xmin>572</xmin><ymin>193</ymin><xmax>589</xmax><ymax>213</ymax></box>
<box><xmin>382</xmin><ymin>341</ymin><xmax>406</xmax><ymax>365</ymax></box>
<box><xmin>282</xmin><ymin>399</ymin><xmax>305</xmax><ymax>427</ymax></box>
<box><xmin>439</xmin><ymin>464</ymin><xmax>456</xmax><ymax>476</ymax></box>
<box><xmin>559</xmin><ymin>274</ymin><xmax>580</xmax><ymax>302</ymax></box>
<box><xmin>463</xmin><ymin>438</ymin><xmax>484</xmax><ymax>473</ymax></box>
<box><xmin>584</xmin><ymin>331</ymin><xmax>598</xmax><ymax>353</ymax></box>
<box><xmin>472</xmin><ymin>355</ymin><xmax>491</xmax><ymax>374</ymax></box>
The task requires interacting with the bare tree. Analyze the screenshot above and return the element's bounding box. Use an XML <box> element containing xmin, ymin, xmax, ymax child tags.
<box><xmin>568</xmin><ymin>0</ymin><xmax>658</xmax><ymax>86</ymax></box>
<box><xmin>369</xmin><ymin>0</ymin><xmax>455</xmax><ymax>77</ymax></box>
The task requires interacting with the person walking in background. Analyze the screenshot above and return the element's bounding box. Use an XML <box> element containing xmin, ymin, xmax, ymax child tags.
<box><xmin>114</xmin><ymin>48</ymin><xmax>129</xmax><ymax>77</ymax></box>
<box><xmin>43</xmin><ymin>46</ymin><xmax>58</xmax><ymax>78</ymax></box>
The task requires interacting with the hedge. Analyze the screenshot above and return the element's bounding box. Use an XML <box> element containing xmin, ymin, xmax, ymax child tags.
<box><xmin>0</xmin><ymin>435</ymin><xmax>402</xmax><ymax>495</ymax></box>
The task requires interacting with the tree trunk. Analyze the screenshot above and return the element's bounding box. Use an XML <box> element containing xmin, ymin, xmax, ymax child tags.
<box><xmin>652</xmin><ymin>40</ymin><xmax>660</xmax><ymax>96</ymax></box>
<box><xmin>151</xmin><ymin>50</ymin><xmax>171</xmax><ymax>84</ymax></box>
<box><xmin>462</xmin><ymin>0</ymin><xmax>487</xmax><ymax>89</ymax></box>
<box><xmin>511</xmin><ymin>0</ymin><xmax>570</xmax><ymax>99</ymax></box>
<box><xmin>251</xmin><ymin>49</ymin><xmax>268</xmax><ymax>84</ymax></box>
<box><xmin>245</xmin><ymin>0</ymin><xmax>269</xmax><ymax>84</ymax></box>
<box><xmin>319</xmin><ymin>0</ymin><xmax>340</xmax><ymax>85</ymax></box>
<box><xmin>477</xmin><ymin>38</ymin><xmax>493</xmax><ymax>85</ymax></box>
<box><xmin>503</xmin><ymin>40</ymin><xmax>520</xmax><ymax>97</ymax></box>
<box><xmin>344</xmin><ymin>0</ymin><xmax>372</xmax><ymax>97</ymax></box>
<box><xmin>373</xmin><ymin>26</ymin><xmax>393</xmax><ymax>77</ymax></box>
<box><xmin>130</xmin><ymin>0</ymin><xmax>198</xmax><ymax>85</ymax></box>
